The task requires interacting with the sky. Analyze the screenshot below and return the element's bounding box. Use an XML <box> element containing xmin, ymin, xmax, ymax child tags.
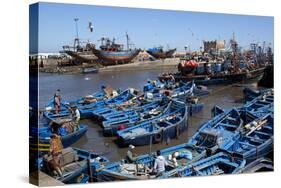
<box><xmin>30</xmin><ymin>2</ymin><xmax>274</xmax><ymax>53</ymax></box>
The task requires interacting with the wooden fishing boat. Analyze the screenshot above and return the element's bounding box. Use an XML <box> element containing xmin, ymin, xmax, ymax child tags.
<box><xmin>44</xmin><ymin>88</ymin><xmax>137</xmax><ymax>122</ymax></box>
<box><xmin>242</xmin><ymin>158</ymin><xmax>273</xmax><ymax>173</ymax></box>
<box><xmin>158</xmin><ymin>67</ymin><xmax>265</xmax><ymax>86</ymax></box>
<box><xmin>92</xmin><ymin>36</ymin><xmax>140</xmax><ymax>65</ymax></box>
<box><xmin>92</xmin><ymin>48</ymin><xmax>140</xmax><ymax>65</ymax></box>
<box><xmin>66</xmin><ymin>86</ymin><xmax>121</xmax><ymax>119</ymax></box>
<box><xmin>243</xmin><ymin>89</ymin><xmax>273</xmax><ymax>117</ymax></box>
<box><xmin>95</xmin><ymin>143</ymin><xmax>206</xmax><ymax>181</ymax></box>
<box><xmin>166</xmin><ymin>152</ymin><xmax>246</xmax><ymax>177</ymax></box>
<box><xmin>41</xmin><ymin>147</ymin><xmax>109</xmax><ymax>184</ymax></box>
<box><xmin>116</xmin><ymin>100</ymin><xmax>188</xmax><ymax>146</ymax></box>
<box><xmin>188</xmin><ymin>107</ymin><xmax>258</xmax><ymax>152</ymax></box>
<box><xmin>31</xmin><ymin>124</ymin><xmax>88</xmax><ymax>149</ymax></box>
<box><xmin>146</xmin><ymin>47</ymin><xmax>176</xmax><ymax>59</ymax></box>
<box><xmin>243</xmin><ymin>88</ymin><xmax>273</xmax><ymax>102</ymax></box>
<box><xmin>102</xmin><ymin>98</ymin><xmax>171</xmax><ymax>136</ymax></box>
<box><xmin>223</xmin><ymin>113</ymin><xmax>273</xmax><ymax>163</ymax></box>
<box><xmin>90</xmin><ymin>88</ymin><xmax>139</xmax><ymax>120</ymax></box>
<box><xmin>43</xmin><ymin>86</ymin><xmax>120</xmax><ymax>121</ymax></box>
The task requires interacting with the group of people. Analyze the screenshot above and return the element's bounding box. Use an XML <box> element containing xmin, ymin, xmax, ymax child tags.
<box><xmin>53</xmin><ymin>89</ymin><xmax>81</xmax><ymax>123</ymax></box>
<box><xmin>126</xmin><ymin>144</ymin><xmax>186</xmax><ymax>176</ymax></box>
<box><xmin>44</xmin><ymin>89</ymin><xmax>82</xmax><ymax>176</ymax></box>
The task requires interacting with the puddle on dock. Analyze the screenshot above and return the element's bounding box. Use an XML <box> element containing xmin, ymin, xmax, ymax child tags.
<box><xmin>37</xmin><ymin>70</ymin><xmax>259</xmax><ymax>162</ymax></box>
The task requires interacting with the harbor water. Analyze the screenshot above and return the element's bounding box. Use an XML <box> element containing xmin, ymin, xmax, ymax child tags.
<box><xmin>37</xmin><ymin>70</ymin><xmax>258</xmax><ymax>162</ymax></box>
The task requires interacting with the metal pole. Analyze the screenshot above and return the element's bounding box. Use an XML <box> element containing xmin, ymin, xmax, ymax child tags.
<box><xmin>74</xmin><ymin>18</ymin><xmax>79</xmax><ymax>39</ymax></box>
<box><xmin>74</xmin><ymin>18</ymin><xmax>79</xmax><ymax>48</ymax></box>
<box><xmin>126</xmin><ymin>32</ymin><xmax>129</xmax><ymax>50</ymax></box>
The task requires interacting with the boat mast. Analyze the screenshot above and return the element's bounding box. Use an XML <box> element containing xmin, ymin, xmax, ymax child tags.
<box><xmin>230</xmin><ymin>32</ymin><xmax>239</xmax><ymax>65</ymax></box>
<box><xmin>126</xmin><ymin>32</ymin><xmax>129</xmax><ymax>50</ymax></box>
<box><xmin>74</xmin><ymin>18</ymin><xmax>80</xmax><ymax>51</ymax></box>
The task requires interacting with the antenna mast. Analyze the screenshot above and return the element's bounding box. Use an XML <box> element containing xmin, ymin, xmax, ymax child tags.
<box><xmin>74</xmin><ymin>18</ymin><xmax>80</xmax><ymax>50</ymax></box>
<box><xmin>126</xmin><ymin>32</ymin><xmax>130</xmax><ymax>50</ymax></box>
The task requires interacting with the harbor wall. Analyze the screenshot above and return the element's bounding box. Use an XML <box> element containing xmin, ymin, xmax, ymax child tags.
<box><xmin>36</xmin><ymin>57</ymin><xmax>180</xmax><ymax>74</ymax></box>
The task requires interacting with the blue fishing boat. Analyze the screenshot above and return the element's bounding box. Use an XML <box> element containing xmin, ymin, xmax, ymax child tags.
<box><xmin>116</xmin><ymin>100</ymin><xmax>188</xmax><ymax>146</ymax></box>
<box><xmin>44</xmin><ymin>88</ymin><xmax>136</xmax><ymax>122</ymax></box>
<box><xmin>242</xmin><ymin>158</ymin><xmax>273</xmax><ymax>173</ymax></box>
<box><xmin>165</xmin><ymin>152</ymin><xmax>246</xmax><ymax>178</ymax></box>
<box><xmin>41</xmin><ymin>147</ymin><xmax>109</xmax><ymax>184</ymax></box>
<box><xmin>31</xmin><ymin>124</ymin><xmax>88</xmax><ymax>149</ymax></box>
<box><xmin>224</xmin><ymin>113</ymin><xmax>273</xmax><ymax>163</ymax></box>
<box><xmin>66</xmin><ymin>86</ymin><xmax>121</xmax><ymax>119</ymax></box>
<box><xmin>188</xmin><ymin>107</ymin><xmax>258</xmax><ymax>152</ymax></box>
<box><xmin>143</xmin><ymin>81</ymin><xmax>195</xmax><ymax>102</ymax></box>
<box><xmin>91</xmin><ymin>88</ymin><xmax>139</xmax><ymax>121</ymax></box>
<box><xmin>43</xmin><ymin>86</ymin><xmax>117</xmax><ymax>120</ymax></box>
<box><xmin>243</xmin><ymin>89</ymin><xmax>273</xmax><ymax>117</ymax></box>
<box><xmin>146</xmin><ymin>47</ymin><xmax>176</xmax><ymax>59</ymax></box>
<box><xmin>243</xmin><ymin>87</ymin><xmax>273</xmax><ymax>102</ymax></box>
<box><xmin>43</xmin><ymin>100</ymin><xmax>73</xmax><ymax>124</ymax></box>
<box><xmin>102</xmin><ymin>98</ymin><xmax>170</xmax><ymax>136</ymax></box>
<box><xmin>95</xmin><ymin>143</ymin><xmax>206</xmax><ymax>181</ymax></box>
<box><xmin>143</xmin><ymin>80</ymin><xmax>165</xmax><ymax>92</ymax></box>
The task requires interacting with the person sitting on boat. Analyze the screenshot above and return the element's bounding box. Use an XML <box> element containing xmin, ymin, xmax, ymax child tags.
<box><xmin>126</xmin><ymin>145</ymin><xmax>138</xmax><ymax>163</ymax></box>
<box><xmin>49</xmin><ymin>134</ymin><xmax>64</xmax><ymax>177</ymax></box>
<box><xmin>168</xmin><ymin>152</ymin><xmax>179</xmax><ymax>167</ymax></box>
<box><xmin>53</xmin><ymin>89</ymin><xmax>61</xmax><ymax>114</ymax></box>
<box><xmin>153</xmin><ymin>150</ymin><xmax>168</xmax><ymax>176</ymax></box>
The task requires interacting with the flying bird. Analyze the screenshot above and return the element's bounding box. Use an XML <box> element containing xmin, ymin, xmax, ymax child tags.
<box><xmin>88</xmin><ymin>21</ymin><xmax>94</xmax><ymax>32</ymax></box>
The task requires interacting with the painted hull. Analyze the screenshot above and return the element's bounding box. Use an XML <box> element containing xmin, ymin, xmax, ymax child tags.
<box><xmin>41</xmin><ymin>147</ymin><xmax>109</xmax><ymax>184</ymax></box>
<box><xmin>95</xmin><ymin>143</ymin><xmax>206</xmax><ymax>181</ymax></box>
<box><xmin>243</xmin><ymin>89</ymin><xmax>274</xmax><ymax>117</ymax></box>
<box><xmin>188</xmin><ymin>108</ymin><xmax>258</xmax><ymax>151</ymax></box>
<box><xmin>33</xmin><ymin>124</ymin><xmax>88</xmax><ymax>149</ymax></box>
<box><xmin>146</xmin><ymin>48</ymin><xmax>176</xmax><ymax>59</ymax></box>
<box><xmin>168</xmin><ymin>152</ymin><xmax>246</xmax><ymax>177</ymax></box>
<box><xmin>102</xmin><ymin>100</ymin><xmax>171</xmax><ymax>136</ymax></box>
<box><xmin>117</xmin><ymin>100</ymin><xmax>188</xmax><ymax>146</ymax></box>
<box><xmin>92</xmin><ymin>48</ymin><xmax>140</xmax><ymax>65</ymax></box>
<box><xmin>225</xmin><ymin>114</ymin><xmax>273</xmax><ymax>163</ymax></box>
<box><xmin>63</xmin><ymin>50</ymin><xmax>98</xmax><ymax>62</ymax></box>
<box><xmin>158</xmin><ymin>67</ymin><xmax>265</xmax><ymax>86</ymax></box>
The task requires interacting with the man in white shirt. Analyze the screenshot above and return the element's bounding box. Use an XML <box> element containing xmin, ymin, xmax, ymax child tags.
<box><xmin>153</xmin><ymin>150</ymin><xmax>168</xmax><ymax>176</ymax></box>
<box><xmin>71</xmin><ymin>106</ymin><xmax>80</xmax><ymax>130</ymax></box>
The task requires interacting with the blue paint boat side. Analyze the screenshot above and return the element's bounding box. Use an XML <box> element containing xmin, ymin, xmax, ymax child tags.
<box><xmin>224</xmin><ymin>114</ymin><xmax>273</xmax><ymax>163</ymax></box>
<box><xmin>167</xmin><ymin>152</ymin><xmax>246</xmax><ymax>177</ymax></box>
<box><xmin>188</xmin><ymin>108</ymin><xmax>257</xmax><ymax>151</ymax></box>
<box><xmin>117</xmin><ymin>100</ymin><xmax>188</xmax><ymax>146</ymax></box>
<box><xmin>95</xmin><ymin>143</ymin><xmax>206</xmax><ymax>181</ymax></box>
<box><xmin>36</xmin><ymin>124</ymin><xmax>88</xmax><ymax>148</ymax></box>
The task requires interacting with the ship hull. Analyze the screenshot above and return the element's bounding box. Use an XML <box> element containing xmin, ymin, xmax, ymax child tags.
<box><xmin>159</xmin><ymin>67</ymin><xmax>265</xmax><ymax>86</ymax></box>
<box><xmin>146</xmin><ymin>48</ymin><xmax>176</xmax><ymax>59</ymax></box>
<box><xmin>62</xmin><ymin>50</ymin><xmax>98</xmax><ymax>62</ymax></box>
<box><xmin>92</xmin><ymin>49</ymin><xmax>140</xmax><ymax>66</ymax></box>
